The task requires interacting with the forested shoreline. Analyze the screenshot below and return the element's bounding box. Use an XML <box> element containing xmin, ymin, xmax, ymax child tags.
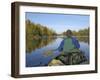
<box><xmin>26</xmin><ymin>19</ymin><xmax>89</xmax><ymax>52</ymax></box>
<box><xmin>26</xmin><ymin>20</ymin><xmax>57</xmax><ymax>39</ymax></box>
<box><xmin>26</xmin><ymin>19</ymin><xmax>89</xmax><ymax>38</ymax></box>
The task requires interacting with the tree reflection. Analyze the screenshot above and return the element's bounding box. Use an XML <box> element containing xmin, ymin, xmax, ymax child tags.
<box><xmin>26</xmin><ymin>36</ymin><xmax>89</xmax><ymax>53</ymax></box>
<box><xmin>77</xmin><ymin>37</ymin><xmax>89</xmax><ymax>44</ymax></box>
<box><xmin>26</xmin><ymin>37</ymin><xmax>56</xmax><ymax>53</ymax></box>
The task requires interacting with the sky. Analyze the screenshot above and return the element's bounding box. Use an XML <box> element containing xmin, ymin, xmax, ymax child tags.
<box><xmin>26</xmin><ymin>12</ymin><xmax>89</xmax><ymax>34</ymax></box>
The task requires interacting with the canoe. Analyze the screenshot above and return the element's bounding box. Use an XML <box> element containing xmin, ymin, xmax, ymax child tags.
<box><xmin>44</xmin><ymin>50</ymin><xmax>87</xmax><ymax>66</ymax></box>
<box><xmin>56</xmin><ymin>51</ymin><xmax>87</xmax><ymax>65</ymax></box>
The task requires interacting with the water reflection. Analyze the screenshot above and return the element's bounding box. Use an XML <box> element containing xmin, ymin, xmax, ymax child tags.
<box><xmin>26</xmin><ymin>37</ymin><xmax>56</xmax><ymax>53</ymax></box>
<box><xmin>26</xmin><ymin>36</ymin><xmax>89</xmax><ymax>53</ymax></box>
<box><xmin>26</xmin><ymin>37</ymin><xmax>89</xmax><ymax>67</ymax></box>
<box><xmin>77</xmin><ymin>37</ymin><xmax>89</xmax><ymax>44</ymax></box>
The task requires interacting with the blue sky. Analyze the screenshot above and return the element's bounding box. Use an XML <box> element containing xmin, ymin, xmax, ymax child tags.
<box><xmin>26</xmin><ymin>12</ymin><xmax>89</xmax><ymax>34</ymax></box>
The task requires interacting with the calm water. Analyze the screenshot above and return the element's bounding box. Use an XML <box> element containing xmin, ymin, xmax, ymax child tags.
<box><xmin>26</xmin><ymin>37</ymin><xmax>89</xmax><ymax>67</ymax></box>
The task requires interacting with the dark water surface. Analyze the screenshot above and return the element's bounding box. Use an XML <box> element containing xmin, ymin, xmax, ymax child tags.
<box><xmin>26</xmin><ymin>37</ymin><xmax>89</xmax><ymax>67</ymax></box>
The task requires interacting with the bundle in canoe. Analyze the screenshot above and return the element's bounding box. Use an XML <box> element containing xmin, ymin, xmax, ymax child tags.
<box><xmin>43</xmin><ymin>49</ymin><xmax>87</xmax><ymax>66</ymax></box>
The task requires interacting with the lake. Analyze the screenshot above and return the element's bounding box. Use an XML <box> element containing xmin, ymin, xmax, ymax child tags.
<box><xmin>26</xmin><ymin>37</ymin><xmax>89</xmax><ymax>67</ymax></box>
